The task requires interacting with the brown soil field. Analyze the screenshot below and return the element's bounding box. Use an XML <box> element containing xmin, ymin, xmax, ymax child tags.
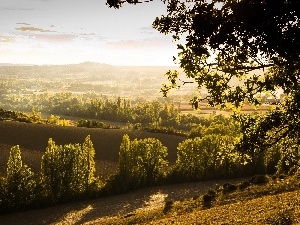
<box><xmin>0</xmin><ymin>121</ymin><xmax>185</xmax><ymax>178</ymax></box>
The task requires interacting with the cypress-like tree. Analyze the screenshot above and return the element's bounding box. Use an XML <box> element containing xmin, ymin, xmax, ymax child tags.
<box><xmin>118</xmin><ymin>134</ymin><xmax>131</xmax><ymax>178</ymax></box>
<box><xmin>6</xmin><ymin>145</ymin><xmax>36</xmax><ymax>208</ymax></box>
<box><xmin>82</xmin><ymin>135</ymin><xmax>96</xmax><ymax>190</ymax></box>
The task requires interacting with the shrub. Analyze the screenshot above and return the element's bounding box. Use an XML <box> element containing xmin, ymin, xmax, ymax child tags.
<box><xmin>163</xmin><ymin>200</ymin><xmax>174</xmax><ymax>214</ymax></box>
<box><xmin>250</xmin><ymin>174</ymin><xmax>268</xmax><ymax>184</ymax></box>
<box><xmin>77</xmin><ymin>119</ymin><xmax>90</xmax><ymax>127</ymax></box>
<box><xmin>267</xmin><ymin>209</ymin><xmax>294</xmax><ymax>225</ymax></box>
<box><xmin>202</xmin><ymin>193</ymin><xmax>214</xmax><ymax>202</ymax></box>
<box><xmin>222</xmin><ymin>183</ymin><xmax>238</xmax><ymax>193</ymax></box>
<box><xmin>238</xmin><ymin>180</ymin><xmax>251</xmax><ymax>190</ymax></box>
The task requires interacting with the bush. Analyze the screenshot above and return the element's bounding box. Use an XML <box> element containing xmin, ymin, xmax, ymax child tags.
<box><xmin>202</xmin><ymin>193</ymin><xmax>214</xmax><ymax>202</ymax></box>
<box><xmin>238</xmin><ymin>180</ymin><xmax>251</xmax><ymax>190</ymax></box>
<box><xmin>222</xmin><ymin>183</ymin><xmax>238</xmax><ymax>193</ymax></box>
<box><xmin>163</xmin><ymin>200</ymin><xmax>174</xmax><ymax>214</ymax></box>
<box><xmin>250</xmin><ymin>175</ymin><xmax>268</xmax><ymax>184</ymax></box>
<box><xmin>267</xmin><ymin>209</ymin><xmax>294</xmax><ymax>225</ymax></box>
<box><xmin>203</xmin><ymin>189</ymin><xmax>217</xmax><ymax>202</ymax></box>
<box><xmin>77</xmin><ymin>119</ymin><xmax>90</xmax><ymax>127</ymax></box>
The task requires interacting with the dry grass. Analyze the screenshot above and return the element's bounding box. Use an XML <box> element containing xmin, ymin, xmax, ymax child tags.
<box><xmin>88</xmin><ymin>176</ymin><xmax>300</xmax><ymax>225</ymax></box>
<box><xmin>148</xmin><ymin>190</ymin><xmax>300</xmax><ymax>225</ymax></box>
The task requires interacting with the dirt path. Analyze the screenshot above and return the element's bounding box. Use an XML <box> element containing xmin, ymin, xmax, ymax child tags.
<box><xmin>0</xmin><ymin>178</ymin><xmax>244</xmax><ymax>225</ymax></box>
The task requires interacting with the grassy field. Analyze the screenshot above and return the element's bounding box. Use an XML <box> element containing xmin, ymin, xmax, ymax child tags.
<box><xmin>0</xmin><ymin>121</ymin><xmax>185</xmax><ymax>178</ymax></box>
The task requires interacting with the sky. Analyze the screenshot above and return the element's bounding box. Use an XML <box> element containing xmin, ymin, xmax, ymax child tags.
<box><xmin>0</xmin><ymin>0</ymin><xmax>179</xmax><ymax>66</ymax></box>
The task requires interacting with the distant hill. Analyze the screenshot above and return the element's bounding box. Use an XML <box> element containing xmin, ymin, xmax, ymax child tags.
<box><xmin>0</xmin><ymin>63</ymin><xmax>35</xmax><ymax>66</ymax></box>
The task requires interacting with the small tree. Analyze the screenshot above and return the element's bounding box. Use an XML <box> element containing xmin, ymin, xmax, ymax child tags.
<box><xmin>5</xmin><ymin>145</ymin><xmax>36</xmax><ymax>208</ymax></box>
<box><xmin>41</xmin><ymin>137</ymin><xmax>98</xmax><ymax>200</ymax></box>
<box><xmin>41</xmin><ymin>138</ymin><xmax>61</xmax><ymax>199</ymax></box>
<box><xmin>117</xmin><ymin>135</ymin><xmax>168</xmax><ymax>189</ymax></box>
<box><xmin>81</xmin><ymin>135</ymin><xmax>96</xmax><ymax>190</ymax></box>
<box><xmin>118</xmin><ymin>134</ymin><xmax>131</xmax><ymax>179</ymax></box>
<box><xmin>175</xmin><ymin>135</ymin><xmax>238</xmax><ymax>181</ymax></box>
<box><xmin>134</xmin><ymin>138</ymin><xmax>169</xmax><ymax>184</ymax></box>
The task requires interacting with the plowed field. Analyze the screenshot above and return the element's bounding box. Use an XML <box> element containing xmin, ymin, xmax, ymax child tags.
<box><xmin>0</xmin><ymin>121</ymin><xmax>185</xmax><ymax>178</ymax></box>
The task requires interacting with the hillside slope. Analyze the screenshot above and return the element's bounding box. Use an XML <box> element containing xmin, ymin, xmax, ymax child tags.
<box><xmin>0</xmin><ymin>178</ymin><xmax>243</xmax><ymax>225</ymax></box>
<box><xmin>146</xmin><ymin>190</ymin><xmax>300</xmax><ymax>225</ymax></box>
<box><xmin>0</xmin><ymin>121</ymin><xmax>184</xmax><ymax>177</ymax></box>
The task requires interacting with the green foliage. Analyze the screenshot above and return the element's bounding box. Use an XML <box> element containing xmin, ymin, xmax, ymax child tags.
<box><xmin>47</xmin><ymin>114</ymin><xmax>69</xmax><ymax>126</ymax></box>
<box><xmin>41</xmin><ymin>136</ymin><xmax>97</xmax><ymax>200</ymax></box>
<box><xmin>189</xmin><ymin>115</ymin><xmax>240</xmax><ymax>138</ymax></box>
<box><xmin>0</xmin><ymin>108</ymin><xmax>70</xmax><ymax>126</ymax></box>
<box><xmin>115</xmin><ymin>135</ymin><xmax>169</xmax><ymax>190</ymax></box>
<box><xmin>77</xmin><ymin>119</ymin><xmax>117</xmax><ymax>129</ymax></box>
<box><xmin>1</xmin><ymin>93</ymin><xmax>208</xmax><ymax>134</ymax></box>
<box><xmin>77</xmin><ymin>119</ymin><xmax>91</xmax><ymax>127</ymax></box>
<box><xmin>81</xmin><ymin>135</ymin><xmax>96</xmax><ymax>190</ymax></box>
<box><xmin>2</xmin><ymin>145</ymin><xmax>36</xmax><ymax>209</ymax></box>
<box><xmin>174</xmin><ymin>134</ymin><xmax>239</xmax><ymax>181</ymax></box>
<box><xmin>108</xmin><ymin>0</ymin><xmax>300</xmax><ymax>173</ymax></box>
<box><xmin>28</xmin><ymin>108</ymin><xmax>43</xmax><ymax>123</ymax></box>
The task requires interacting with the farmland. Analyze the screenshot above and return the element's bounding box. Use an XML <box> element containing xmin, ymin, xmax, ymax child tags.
<box><xmin>0</xmin><ymin>121</ymin><xmax>184</xmax><ymax>178</ymax></box>
<box><xmin>0</xmin><ymin>63</ymin><xmax>297</xmax><ymax>224</ymax></box>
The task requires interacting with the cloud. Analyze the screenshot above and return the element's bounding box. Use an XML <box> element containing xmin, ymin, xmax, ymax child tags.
<box><xmin>14</xmin><ymin>25</ymin><xmax>105</xmax><ymax>43</ymax></box>
<box><xmin>141</xmin><ymin>26</ymin><xmax>154</xmax><ymax>31</ymax></box>
<box><xmin>140</xmin><ymin>26</ymin><xmax>155</xmax><ymax>35</ymax></box>
<box><xmin>0</xmin><ymin>36</ymin><xmax>14</xmax><ymax>43</ymax></box>
<box><xmin>80</xmin><ymin>33</ymin><xmax>97</xmax><ymax>36</ymax></box>
<box><xmin>15</xmin><ymin>26</ymin><xmax>55</xmax><ymax>33</ymax></box>
<box><xmin>31</xmin><ymin>33</ymin><xmax>76</xmax><ymax>43</ymax></box>
<box><xmin>16</xmin><ymin>22</ymin><xmax>31</xmax><ymax>26</ymax></box>
<box><xmin>106</xmin><ymin>38</ymin><xmax>173</xmax><ymax>49</ymax></box>
<box><xmin>5</xmin><ymin>8</ymin><xmax>34</xmax><ymax>11</ymax></box>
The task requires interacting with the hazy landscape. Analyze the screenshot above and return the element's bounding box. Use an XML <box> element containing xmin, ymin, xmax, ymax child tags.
<box><xmin>0</xmin><ymin>62</ymin><xmax>299</xmax><ymax>224</ymax></box>
<box><xmin>1</xmin><ymin>0</ymin><xmax>300</xmax><ymax>224</ymax></box>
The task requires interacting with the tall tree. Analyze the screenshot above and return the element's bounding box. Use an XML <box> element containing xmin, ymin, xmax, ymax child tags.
<box><xmin>6</xmin><ymin>145</ymin><xmax>36</xmax><ymax>208</ymax></box>
<box><xmin>118</xmin><ymin>134</ymin><xmax>131</xmax><ymax>179</ymax></box>
<box><xmin>118</xmin><ymin>135</ymin><xmax>168</xmax><ymax>187</ymax></box>
<box><xmin>107</xmin><ymin>0</ymin><xmax>300</xmax><ymax>161</ymax></box>
<box><xmin>82</xmin><ymin>135</ymin><xmax>96</xmax><ymax>190</ymax></box>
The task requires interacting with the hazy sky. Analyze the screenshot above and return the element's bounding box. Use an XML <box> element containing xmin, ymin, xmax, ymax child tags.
<box><xmin>0</xmin><ymin>0</ymin><xmax>178</xmax><ymax>66</ymax></box>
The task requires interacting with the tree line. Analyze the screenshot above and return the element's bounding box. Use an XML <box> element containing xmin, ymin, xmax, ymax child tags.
<box><xmin>1</xmin><ymin>93</ymin><xmax>213</xmax><ymax>134</ymax></box>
